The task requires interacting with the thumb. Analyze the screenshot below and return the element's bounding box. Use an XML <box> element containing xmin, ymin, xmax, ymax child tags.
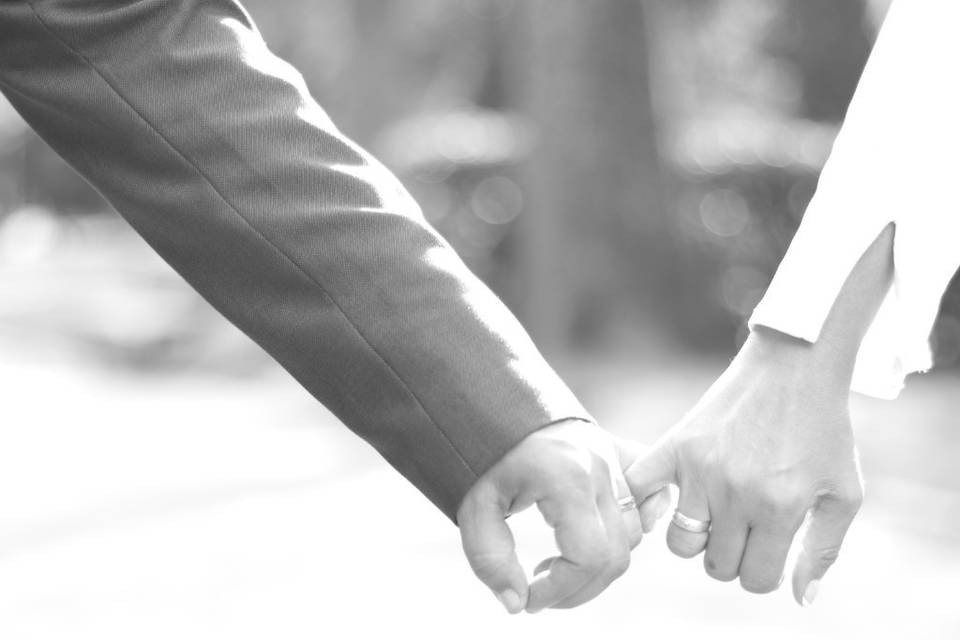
<box><xmin>791</xmin><ymin>490</ymin><xmax>862</xmax><ymax>607</ymax></box>
<box><xmin>458</xmin><ymin>482</ymin><xmax>529</xmax><ymax>614</ymax></box>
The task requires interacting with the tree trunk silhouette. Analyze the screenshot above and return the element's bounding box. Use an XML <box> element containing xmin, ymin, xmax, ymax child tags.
<box><xmin>510</xmin><ymin>0</ymin><xmax>668</xmax><ymax>352</ymax></box>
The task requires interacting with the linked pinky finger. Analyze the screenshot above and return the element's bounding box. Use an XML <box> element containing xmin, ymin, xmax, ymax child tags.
<box><xmin>550</xmin><ymin>479</ymin><xmax>634</xmax><ymax>609</ymax></box>
<box><xmin>638</xmin><ymin>486</ymin><xmax>673</xmax><ymax>534</ymax></box>
<box><xmin>525</xmin><ymin>493</ymin><xmax>609</xmax><ymax>612</ymax></box>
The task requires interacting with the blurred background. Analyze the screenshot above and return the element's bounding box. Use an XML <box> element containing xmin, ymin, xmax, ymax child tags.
<box><xmin>2</xmin><ymin>0</ymin><xmax>959</xmax><ymax>638</ymax></box>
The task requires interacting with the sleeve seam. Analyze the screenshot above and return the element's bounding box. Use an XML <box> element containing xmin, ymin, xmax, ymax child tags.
<box><xmin>24</xmin><ymin>0</ymin><xmax>480</xmax><ymax>481</ymax></box>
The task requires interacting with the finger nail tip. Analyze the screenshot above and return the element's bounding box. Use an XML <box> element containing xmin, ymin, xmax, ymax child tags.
<box><xmin>496</xmin><ymin>589</ymin><xmax>524</xmax><ymax>614</ymax></box>
<box><xmin>801</xmin><ymin>579</ymin><xmax>820</xmax><ymax>607</ymax></box>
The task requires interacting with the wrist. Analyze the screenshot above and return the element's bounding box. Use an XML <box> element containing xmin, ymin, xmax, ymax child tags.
<box><xmin>735</xmin><ymin>325</ymin><xmax>855</xmax><ymax>395</ymax></box>
<box><xmin>734</xmin><ymin>224</ymin><xmax>895</xmax><ymax>400</ymax></box>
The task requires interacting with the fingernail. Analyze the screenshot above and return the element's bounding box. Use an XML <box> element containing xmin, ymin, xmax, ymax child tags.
<box><xmin>802</xmin><ymin>580</ymin><xmax>820</xmax><ymax>607</ymax></box>
<box><xmin>497</xmin><ymin>589</ymin><xmax>522</xmax><ymax>614</ymax></box>
<box><xmin>533</xmin><ymin>558</ymin><xmax>553</xmax><ymax>576</ymax></box>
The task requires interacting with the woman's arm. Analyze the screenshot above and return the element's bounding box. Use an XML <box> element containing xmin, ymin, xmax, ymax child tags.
<box><xmin>626</xmin><ymin>224</ymin><xmax>892</xmax><ymax>605</ymax></box>
<box><xmin>750</xmin><ymin>0</ymin><xmax>960</xmax><ymax>398</ymax></box>
<box><xmin>627</xmin><ymin>0</ymin><xmax>960</xmax><ymax>606</ymax></box>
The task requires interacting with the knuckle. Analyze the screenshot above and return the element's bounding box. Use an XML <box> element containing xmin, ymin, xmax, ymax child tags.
<box><xmin>721</xmin><ymin>461</ymin><xmax>757</xmax><ymax>495</ymax></box>
<box><xmin>840</xmin><ymin>482</ymin><xmax>865</xmax><ymax>511</ymax></box>
<box><xmin>812</xmin><ymin>546</ymin><xmax>842</xmax><ymax>571</ymax></box>
<box><xmin>745</xmin><ymin>479</ymin><xmax>808</xmax><ymax>519</ymax></box>
<box><xmin>456</xmin><ymin>481</ymin><xmax>491</xmax><ymax>521</ymax></box>
<box><xmin>680</xmin><ymin>433</ymin><xmax>715</xmax><ymax>462</ymax></box>
<box><xmin>576</xmin><ymin>545</ymin><xmax>610</xmax><ymax>572</ymax></box>
<box><xmin>776</xmin><ymin>483</ymin><xmax>810</xmax><ymax>511</ymax></box>
<box><xmin>704</xmin><ymin>557</ymin><xmax>737</xmax><ymax>582</ymax></box>
<box><xmin>532</xmin><ymin>447</ymin><xmax>577</xmax><ymax>479</ymax></box>
<box><xmin>759</xmin><ymin>479</ymin><xmax>804</xmax><ymax>510</ymax></box>
<box><xmin>551</xmin><ymin>455</ymin><xmax>594</xmax><ymax>486</ymax></box>
<box><xmin>466</xmin><ymin>552</ymin><xmax>507</xmax><ymax>582</ymax></box>
<box><xmin>720</xmin><ymin>463</ymin><xmax>813</xmax><ymax>514</ymax></box>
<box><xmin>675</xmin><ymin>438</ymin><xmax>714</xmax><ymax>482</ymax></box>
<box><xmin>541</xmin><ymin>467</ymin><xmax>595</xmax><ymax>505</ymax></box>
<box><xmin>818</xmin><ymin>480</ymin><xmax>863</xmax><ymax>516</ymax></box>
<box><xmin>667</xmin><ymin>532</ymin><xmax>705</xmax><ymax>559</ymax></box>
<box><xmin>455</xmin><ymin>497</ymin><xmax>476</xmax><ymax>526</ymax></box>
<box><xmin>590</xmin><ymin>453</ymin><xmax>616</xmax><ymax>486</ymax></box>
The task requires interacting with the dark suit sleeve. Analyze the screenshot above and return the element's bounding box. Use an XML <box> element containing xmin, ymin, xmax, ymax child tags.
<box><xmin>0</xmin><ymin>0</ymin><xmax>593</xmax><ymax>519</ymax></box>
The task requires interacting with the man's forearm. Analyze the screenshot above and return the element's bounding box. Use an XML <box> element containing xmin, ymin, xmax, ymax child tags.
<box><xmin>0</xmin><ymin>0</ymin><xmax>593</xmax><ymax>519</ymax></box>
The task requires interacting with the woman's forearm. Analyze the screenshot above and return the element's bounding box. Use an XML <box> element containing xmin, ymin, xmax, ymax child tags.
<box><xmin>743</xmin><ymin>222</ymin><xmax>895</xmax><ymax>390</ymax></box>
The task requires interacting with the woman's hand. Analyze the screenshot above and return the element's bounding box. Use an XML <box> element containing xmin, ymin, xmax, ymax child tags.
<box><xmin>625</xmin><ymin>224</ymin><xmax>894</xmax><ymax>605</ymax></box>
<box><xmin>625</xmin><ymin>327</ymin><xmax>863</xmax><ymax>605</ymax></box>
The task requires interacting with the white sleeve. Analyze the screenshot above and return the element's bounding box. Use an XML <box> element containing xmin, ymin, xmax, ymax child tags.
<box><xmin>749</xmin><ymin>0</ymin><xmax>960</xmax><ymax>399</ymax></box>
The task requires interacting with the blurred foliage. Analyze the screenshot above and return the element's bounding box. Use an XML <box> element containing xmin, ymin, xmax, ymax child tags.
<box><xmin>2</xmin><ymin>0</ymin><xmax>958</xmax><ymax>369</ymax></box>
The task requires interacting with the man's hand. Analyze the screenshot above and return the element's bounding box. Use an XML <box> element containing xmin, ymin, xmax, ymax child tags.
<box><xmin>457</xmin><ymin>419</ymin><xmax>667</xmax><ymax>613</ymax></box>
<box><xmin>625</xmin><ymin>328</ymin><xmax>864</xmax><ymax>605</ymax></box>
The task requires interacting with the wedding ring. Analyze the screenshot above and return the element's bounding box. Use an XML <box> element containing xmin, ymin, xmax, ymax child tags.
<box><xmin>617</xmin><ymin>495</ymin><xmax>637</xmax><ymax>513</ymax></box>
<box><xmin>671</xmin><ymin>510</ymin><xmax>710</xmax><ymax>533</ymax></box>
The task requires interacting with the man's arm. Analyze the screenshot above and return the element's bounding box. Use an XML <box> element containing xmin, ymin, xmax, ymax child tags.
<box><xmin>0</xmin><ymin>0</ymin><xmax>665</xmax><ymax>612</ymax></box>
<box><xmin>0</xmin><ymin>0</ymin><xmax>592</xmax><ymax>519</ymax></box>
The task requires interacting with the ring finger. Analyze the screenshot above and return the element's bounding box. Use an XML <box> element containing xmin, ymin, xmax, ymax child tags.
<box><xmin>667</xmin><ymin>481</ymin><xmax>711</xmax><ymax>558</ymax></box>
